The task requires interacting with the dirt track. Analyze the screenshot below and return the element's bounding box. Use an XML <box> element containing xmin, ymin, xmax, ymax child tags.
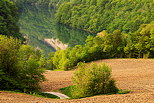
<box><xmin>0</xmin><ymin>59</ymin><xmax>154</xmax><ymax>103</ymax></box>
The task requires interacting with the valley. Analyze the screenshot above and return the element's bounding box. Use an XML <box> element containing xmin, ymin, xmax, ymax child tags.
<box><xmin>0</xmin><ymin>0</ymin><xmax>154</xmax><ymax>102</ymax></box>
<box><xmin>19</xmin><ymin>5</ymin><xmax>93</xmax><ymax>55</ymax></box>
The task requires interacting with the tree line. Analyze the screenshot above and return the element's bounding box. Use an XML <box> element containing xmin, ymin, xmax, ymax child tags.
<box><xmin>47</xmin><ymin>22</ymin><xmax>154</xmax><ymax>70</ymax></box>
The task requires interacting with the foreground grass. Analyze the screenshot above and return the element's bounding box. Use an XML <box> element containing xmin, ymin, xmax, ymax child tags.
<box><xmin>1</xmin><ymin>90</ymin><xmax>60</xmax><ymax>99</ymax></box>
<box><xmin>59</xmin><ymin>85</ymin><xmax>76</xmax><ymax>98</ymax></box>
<box><xmin>59</xmin><ymin>85</ymin><xmax>130</xmax><ymax>99</ymax></box>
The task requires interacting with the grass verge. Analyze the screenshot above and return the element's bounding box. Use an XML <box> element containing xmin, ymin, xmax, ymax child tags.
<box><xmin>35</xmin><ymin>92</ymin><xmax>60</xmax><ymax>99</ymax></box>
<box><xmin>59</xmin><ymin>85</ymin><xmax>75</xmax><ymax>98</ymax></box>
<box><xmin>59</xmin><ymin>85</ymin><xmax>130</xmax><ymax>99</ymax></box>
<box><xmin>117</xmin><ymin>89</ymin><xmax>131</xmax><ymax>94</ymax></box>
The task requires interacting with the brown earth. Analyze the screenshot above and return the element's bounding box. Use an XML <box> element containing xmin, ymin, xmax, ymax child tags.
<box><xmin>0</xmin><ymin>59</ymin><xmax>154</xmax><ymax>103</ymax></box>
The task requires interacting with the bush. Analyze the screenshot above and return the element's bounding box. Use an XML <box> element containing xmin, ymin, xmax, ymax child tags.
<box><xmin>72</xmin><ymin>62</ymin><xmax>118</xmax><ymax>98</ymax></box>
<box><xmin>0</xmin><ymin>35</ymin><xmax>21</xmax><ymax>78</ymax></box>
<box><xmin>0</xmin><ymin>35</ymin><xmax>23</xmax><ymax>90</ymax></box>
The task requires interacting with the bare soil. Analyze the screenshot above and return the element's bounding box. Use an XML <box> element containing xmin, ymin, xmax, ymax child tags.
<box><xmin>1</xmin><ymin>59</ymin><xmax>154</xmax><ymax>103</ymax></box>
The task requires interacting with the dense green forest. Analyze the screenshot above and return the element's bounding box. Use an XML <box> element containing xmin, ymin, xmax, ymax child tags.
<box><xmin>56</xmin><ymin>0</ymin><xmax>154</xmax><ymax>33</ymax></box>
<box><xmin>0</xmin><ymin>0</ymin><xmax>21</xmax><ymax>38</ymax></box>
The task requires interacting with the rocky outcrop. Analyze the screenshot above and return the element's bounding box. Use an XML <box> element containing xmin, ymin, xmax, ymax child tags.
<box><xmin>44</xmin><ymin>38</ymin><xmax>68</xmax><ymax>50</ymax></box>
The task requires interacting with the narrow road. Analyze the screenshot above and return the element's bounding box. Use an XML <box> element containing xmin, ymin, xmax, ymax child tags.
<box><xmin>44</xmin><ymin>92</ymin><xmax>70</xmax><ymax>99</ymax></box>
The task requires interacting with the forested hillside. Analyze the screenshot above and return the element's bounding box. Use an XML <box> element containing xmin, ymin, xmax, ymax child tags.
<box><xmin>56</xmin><ymin>0</ymin><xmax>154</xmax><ymax>33</ymax></box>
<box><xmin>49</xmin><ymin>22</ymin><xmax>154</xmax><ymax>70</ymax></box>
<box><xmin>0</xmin><ymin>0</ymin><xmax>21</xmax><ymax>38</ymax></box>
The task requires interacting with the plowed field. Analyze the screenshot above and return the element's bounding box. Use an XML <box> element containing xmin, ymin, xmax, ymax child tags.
<box><xmin>1</xmin><ymin>59</ymin><xmax>154</xmax><ymax>103</ymax></box>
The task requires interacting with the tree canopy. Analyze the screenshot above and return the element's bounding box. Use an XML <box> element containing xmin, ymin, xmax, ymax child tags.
<box><xmin>56</xmin><ymin>0</ymin><xmax>154</xmax><ymax>33</ymax></box>
<box><xmin>0</xmin><ymin>0</ymin><xmax>21</xmax><ymax>38</ymax></box>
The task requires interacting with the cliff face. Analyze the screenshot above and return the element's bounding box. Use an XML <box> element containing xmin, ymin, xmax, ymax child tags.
<box><xmin>44</xmin><ymin>38</ymin><xmax>68</xmax><ymax>50</ymax></box>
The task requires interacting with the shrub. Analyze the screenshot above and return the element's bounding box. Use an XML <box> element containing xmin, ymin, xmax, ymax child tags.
<box><xmin>72</xmin><ymin>62</ymin><xmax>118</xmax><ymax>98</ymax></box>
<box><xmin>0</xmin><ymin>35</ymin><xmax>23</xmax><ymax>90</ymax></box>
<box><xmin>0</xmin><ymin>35</ymin><xmax>21</xmax><ymax>79</ymax></box>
